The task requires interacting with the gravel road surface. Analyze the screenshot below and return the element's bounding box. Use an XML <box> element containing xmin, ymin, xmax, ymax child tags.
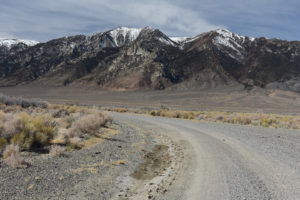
<box><xmin>113</xmin><ymin>113</ymin><xmax>300</xmax><ymax>200</ymax></box>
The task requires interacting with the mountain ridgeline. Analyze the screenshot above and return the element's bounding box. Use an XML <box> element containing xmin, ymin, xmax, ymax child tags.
<box><xmin>0</xmin><ymin>27</ymin><xmax>299</xmax><ymax>92</ymax></box>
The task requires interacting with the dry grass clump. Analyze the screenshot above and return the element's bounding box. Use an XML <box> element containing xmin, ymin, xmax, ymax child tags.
<box><xmin>117</xmin><ymin>160</ymin><xmax>126</xmax><ymax>165</ymax></box>
<box><xmin>49</xmin><ymin>145</ymin><xmax>66</xmax><ymax>157</ymax></box>
<box><xmin>50</xmin><ymin>128</ymin><xmax>69</xmax><ymax>145</ymax></box>
<box><xmin>105</xmin><ymin>108</ymin><xmax>128</xmax><ymax>113</ymax></box>
<box><xmin>67</xmin><ymin>137</ymin><xmax>84</xmax><ymax>150</ymax></box>
<box><xmin>149</xmin><ymin>109</ymin><xmax>195</xmax><ymax>119</ymax></box>
<box><xmin>3</xmin><ymin>144</ymin><xmax>26</xmax><ymax>168</ymax></box>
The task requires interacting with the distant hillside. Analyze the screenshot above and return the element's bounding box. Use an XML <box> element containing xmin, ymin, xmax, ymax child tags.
<box><xmin>0</xmin><ymin>27</ymin><xmax>299</xmax><ymax>92</ymax></box>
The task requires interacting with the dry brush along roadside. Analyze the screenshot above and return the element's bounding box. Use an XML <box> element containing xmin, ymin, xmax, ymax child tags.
<box><xmin>0</xmin><ymin>94</ymin><xmax>113</xmax><ymax>168</ymax></box>
<box><xmin>105</xmin><ymin>107</ymin><xmax>300</xmax><ymax>130</ymax></box>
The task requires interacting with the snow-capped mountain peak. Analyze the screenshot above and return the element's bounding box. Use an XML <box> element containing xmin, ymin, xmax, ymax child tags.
<box><xmin>214</xmin><ymin>28</ymin><xmax>256</xmax><ymax>44</ymax></box>
<box><xmin>0</xmin><ymin>38</ymin><xmax>39</xmax><ymax>48</ymax></box>
<box><xmin>108</xmin><ymin>27</ymin><xmax>144</xmax><ymax>47</ymax></box>
<box><xmin>212</xmin><ymin>29</ymin><xmax>247</xmax><ymax>60</ymax></box>
<box><xmin>216</xmin><ymin>29</ymin><xmax>238</xmax><ymax>38</ymax></box>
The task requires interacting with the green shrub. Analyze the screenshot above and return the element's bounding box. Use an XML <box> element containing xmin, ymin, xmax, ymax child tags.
<box><xmin>11</xmin><ymin>131</ymin><xmax>35</xmax><ymax>150</ymax></box>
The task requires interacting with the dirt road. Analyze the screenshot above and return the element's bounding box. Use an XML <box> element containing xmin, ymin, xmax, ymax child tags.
<box><xmin>113</xmin><ymin>113</ymin><xmax>300</xmax><ymax>200</ymax></box>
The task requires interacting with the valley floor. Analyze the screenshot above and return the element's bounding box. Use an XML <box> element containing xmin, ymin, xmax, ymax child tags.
<box><xmin>0</xmin><ymin>85</ymin><xmax>299</xmax><ymax>114</ymax></box>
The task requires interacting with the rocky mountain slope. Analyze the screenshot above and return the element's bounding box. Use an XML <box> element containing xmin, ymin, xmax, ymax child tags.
<box><xmin>0</xmin><ymin>38</ymin><xmax>39</xmax><ymax>57</ymax></box>
<box><xmin>0</xmin><ymin>27</ymin><xmax>299</xmax><ymax>92</ymax></box>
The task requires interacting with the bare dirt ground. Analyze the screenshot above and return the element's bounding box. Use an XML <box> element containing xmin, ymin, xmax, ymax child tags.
<box><xmin>0</xmin><ymin>85</ymin><xmax>299</xmax><ymax>114</ymax></box>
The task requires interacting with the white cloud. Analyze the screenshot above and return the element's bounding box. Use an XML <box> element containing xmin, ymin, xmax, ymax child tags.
<box><xmin>0</xmin><ymin>0</ymin><xmax>218</xmax><ymax>40</ymax></box>
<box><xmin>0</xmin><ymin>0</ymin><xmax>298</xmax><ymax>41</ymax></box>
<box><xmin>97</xmin><ymin>0</ymin><xmax>219</xmax><ymax>36</ymax></box>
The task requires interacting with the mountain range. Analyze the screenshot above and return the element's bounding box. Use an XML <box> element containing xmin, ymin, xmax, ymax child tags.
<box><xmin>0</xmin><ymin>27</ymin><xmax>299</xmax><ymax>92</ymax></box>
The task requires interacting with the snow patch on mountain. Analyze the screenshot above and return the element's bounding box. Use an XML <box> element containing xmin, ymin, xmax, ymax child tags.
<box><xmin>170</xmin><ymin>37</ymin><xmax>188</xmax><ymax>43</ymax></box>
<box><xmin>215</xmin><ymin>29</ymin><xmax>255</xmax><ymax>44</ymax></box>
<box><xmin>249</xmin><ymin>37</ymin><xmax>255</xmax><ymax>42</ymax></box>
<box><xmin>216</xmin><ymin>29</ymin><xmax>245</xmax><ymax>41</ymax></box>
<box><xmin>213</xmin><ymin>36</ymin><xmax>241</xmax><ymax>53</ymax></box>
<box><xmin>0</xmin><ymin>38</ymin><xmax>39</xmax><ymax>48</ymax></box>
<box><xmin>157</xmin><ymin>37</ymin><xmax>177</xmax><ymax>46</ymax></box>
<box><xmin>212</xmin><ymin>29</ymin><xmax>251</xmax><ymax>61</ymax></box>
<box><xmin>213</xmin><ymin>29</ymin><xmax>245</xmax><ymax>54</ymax></box>
<box><xmin>108</xmin><ymin>27</ymin><xmax>143</xmax><ymax>47</ymax></box>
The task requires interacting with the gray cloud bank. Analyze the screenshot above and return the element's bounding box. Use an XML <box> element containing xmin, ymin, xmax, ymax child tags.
<box><xmin>0</xmin><ymin>0</ymin><xmax>299</xmax><ymax>41</ymax></box>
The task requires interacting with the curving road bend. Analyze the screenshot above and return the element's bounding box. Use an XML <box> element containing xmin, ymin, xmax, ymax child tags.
<box><xmin>113</xmin><ymin>113</ymin><xmax>300</xmax><ymax>200</ymax></box>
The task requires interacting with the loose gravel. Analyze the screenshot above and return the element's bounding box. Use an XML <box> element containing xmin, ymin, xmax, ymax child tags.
<box><xmin>0</xmin><ymin>121</ymin><xmax>158</xmax><ymax>200</ymax></box>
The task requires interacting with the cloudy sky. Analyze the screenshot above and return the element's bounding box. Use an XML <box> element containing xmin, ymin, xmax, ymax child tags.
<box><xmin>0</xmin><ymin>0</ymin><xmax>299</xmax><ymax>41</ymax></box>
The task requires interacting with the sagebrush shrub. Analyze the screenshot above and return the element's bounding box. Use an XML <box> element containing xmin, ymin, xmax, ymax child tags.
<box><xmin>8</xmin><ymin>113</ymin><xmax>56</xmax><ymax>150</ymax></box>
<box><xmin>2</xmin><ymin>115</ymin><xmax>21</xmax><ymax>139</ymax></box>
<box><xmin>69</xmin><ymin>114</ymin><xmax>106</xmax><ymax>137</ymax></box>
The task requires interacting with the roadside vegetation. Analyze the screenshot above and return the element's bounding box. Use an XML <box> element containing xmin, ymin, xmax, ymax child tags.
<box><xmin>0</xmin><ymin>94</ymin><xmax>113</xmax><ymax>168</ymax></box>
<box><xmin>107</xmin><ymin>107</ymin><xmax>300</xmax><ymax>130</ymax></box>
